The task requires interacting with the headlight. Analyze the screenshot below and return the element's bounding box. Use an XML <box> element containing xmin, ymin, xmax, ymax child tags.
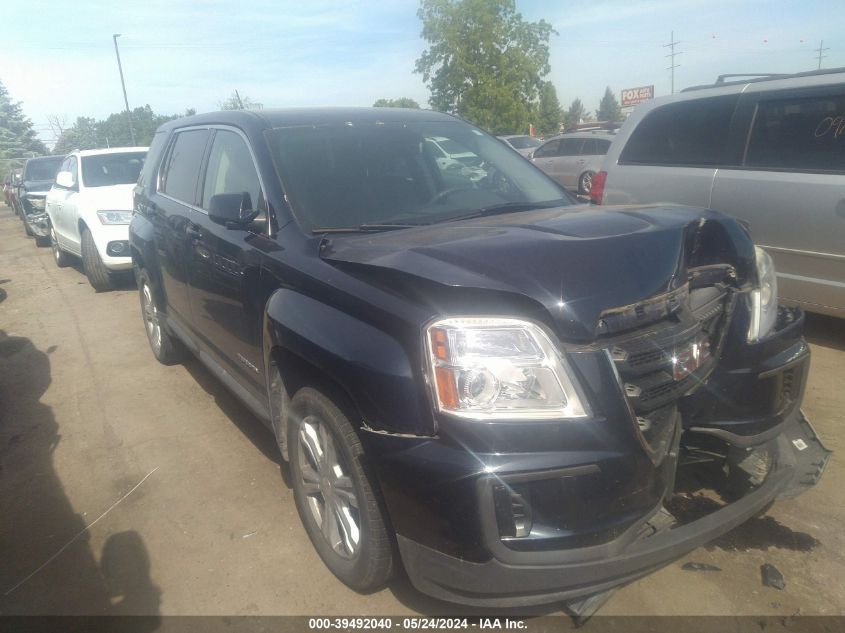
<box><xmin>97</xmin><ymin>210</ymin><xmax>133</xmax><ymax>225</ymax></box>
<box><xmin>27</xmin><ymin>197</ymin><xmax>46</xmax><ymax>211</ymax></box>
<box><xmin>426</xmin><ymin>317</ymin><xmax>588</xmax><ymax>420</ymax></box>
<box><xmin>747</xmin><ymin>246</ymin><xmax>778</xmax><ymax>342</ymax></box>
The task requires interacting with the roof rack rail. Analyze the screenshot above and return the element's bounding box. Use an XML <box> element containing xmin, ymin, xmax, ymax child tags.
<box><xmin>682</xmin><ymin>66</ymin><xmax>845</xmax><ymax>92</ymax></box>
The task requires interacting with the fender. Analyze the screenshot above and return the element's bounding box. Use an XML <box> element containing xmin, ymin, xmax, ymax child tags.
<box><xmin>263</xmin><ymin>288</ymin><xmax>434</xmax><ymax>440</ymax></box>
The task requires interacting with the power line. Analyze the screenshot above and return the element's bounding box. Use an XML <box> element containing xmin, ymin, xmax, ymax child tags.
<box><xmin>815</xmin><ymin>40</ymin><xmax>830</xmax><ymax>69</ymax></box>
<box><xmin>663</xmin><ymin>30</ymin><xmax>683</xmax><ymax>95</ymax></box>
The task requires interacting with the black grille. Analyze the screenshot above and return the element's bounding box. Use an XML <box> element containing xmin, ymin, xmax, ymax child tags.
<box><xmin>606</xmin><ymin>282</ymin><xmax>734</xmax><ymax>461</ymax></box>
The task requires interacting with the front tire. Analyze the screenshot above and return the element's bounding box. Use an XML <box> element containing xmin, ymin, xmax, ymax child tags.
<box><xmin>81</xmin><ymin>227</ymin><xmax>115</xmax><ymax>291</ymax></box>
<box><xmin>288</xmin><ymin>388</ymin><xmax>393</xmax><ymax>592</ymax></box>
<box><xmin>137</xmin><ymin>268</ymin><xmax>184</xmax><ymax>365</ymax></box>
<box><xmin>51</xmin><ymin>226</ymin><xmax>72</xmax><ymax>267</ymax></box>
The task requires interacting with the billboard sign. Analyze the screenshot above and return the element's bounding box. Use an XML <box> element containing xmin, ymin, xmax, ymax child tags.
<box><xmin>621</xmin><ymin>85</ymin><xmax>654</xmax><ymax>107</ymax></box>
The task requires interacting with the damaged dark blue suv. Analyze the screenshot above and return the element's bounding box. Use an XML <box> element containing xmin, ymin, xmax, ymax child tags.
<box><xmin>129</xmin><ymin>108</ymin><xmax>829</xmax><ymax>610</ymax></box>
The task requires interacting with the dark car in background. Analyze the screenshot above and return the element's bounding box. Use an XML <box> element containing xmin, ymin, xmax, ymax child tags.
<box><xmin>18</xmin><ymin>156</ymin><xmax>63</xmax><ymax>244</ymax></box>
<box><xmin>129</xmin><ymin>107</ymin><xmax>828</xmax><ymax>611</ymax></box>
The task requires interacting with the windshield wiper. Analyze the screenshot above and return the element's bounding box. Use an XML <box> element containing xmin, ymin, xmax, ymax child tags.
<box><xmin>311</xmin><ymin>223</ymin><xmax>423</xmax><ymax>234</ymax></box>
<box><xmin>437</xmin><ymin>201</ymin><xmax>563</xmax><ymax>224</ymax></box>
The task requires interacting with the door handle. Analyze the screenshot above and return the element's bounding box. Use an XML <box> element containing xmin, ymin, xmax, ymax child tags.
<box><xmin>186</xmin><ymin>224</ymin><xmax>202</xmax><ymax>240</ymax></box>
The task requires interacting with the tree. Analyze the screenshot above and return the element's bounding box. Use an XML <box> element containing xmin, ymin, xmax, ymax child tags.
<box><xmin>0</xmin><ymin>79</ymin><xmax>47</xmax><ymax>173</ymax></box>
<box><xmin>596</xmin><ymin>86</ymin><xmax>623</xmax><ymax>122</ymax></box>
<box><xmin>219</xmin><ymin>91</ymin><xmax>262</xmax><ymax>111</ymax></box>
<box><xmin>52</xmin><ymin>117</ymin><xmax>100</xmax><ymax>154</ymax></box>
<box><xmin>562</xmin><ymin>98</ymin><xmax>585</xmax><ymax>129</ymax></box>
<box><xmin>51</xmin><ymin>106</ymin><xmax>192</xmax><ymax>153</ymax></box>
<box><xmin>373</xmin><ymin>98</ymin><xmax>421</xmax><ymax>109</ymax></box>
<box><xmin>536</xmin><ymin>82</ymin><xmax>562</xmax><ymax>136</ymax></box>
<box><xmin>415</xmin><ymin>0</ymin><xmax>555</xmax><ymax>135</ymax></box>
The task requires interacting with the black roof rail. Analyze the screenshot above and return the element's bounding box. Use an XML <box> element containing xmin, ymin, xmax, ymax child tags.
<box><xmin>681</xmin><ymin>66</ymin><xmax>845</xmax><ymax>92</ymax></box>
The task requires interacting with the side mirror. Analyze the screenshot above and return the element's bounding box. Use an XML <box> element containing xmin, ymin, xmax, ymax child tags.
<box><xmin>56</xmin><ymin>171</ymin><xmax>75</xmax><ymax>189</ymax></box>
<box><xmin>208</xmin><ymin>192</ymin><xmax>259</xmax><ymax>228</ymax></box>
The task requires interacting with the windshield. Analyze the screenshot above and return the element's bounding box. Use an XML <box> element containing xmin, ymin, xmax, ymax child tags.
<box><xmin>24</xmin><ymin>158</ymin><xmax>63</xmax><ymax>182</ymax></box>
<box><xmin>507</xmin><ymin>136</ymin><xmax>541</xmax><ymax>149</ymax></box>
<box><xmin>267</xmin><ymin>120</ymin><xmax>570</xmax><ymax>232</ymax></box>
<box><xmin>81</xmin><ymin>152</ymin><xmax>147</xmax><ymax>188</ymax></box>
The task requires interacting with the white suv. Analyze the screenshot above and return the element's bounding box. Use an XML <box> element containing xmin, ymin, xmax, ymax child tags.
<box><xmin>46</xmin><ymin>147</ymin><xmax>148</xmax><ymax>291</ymax></box>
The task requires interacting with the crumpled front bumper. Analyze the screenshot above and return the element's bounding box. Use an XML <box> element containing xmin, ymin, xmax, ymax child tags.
<box><xmin>24</xmin><ymin>211</ymin><xmax>50</xmax><ymax>237</ymax></box>
<box><xmin>395</xmin><ymin>411</ymin><xmax>829</xmax><ymax>607</ymax></box>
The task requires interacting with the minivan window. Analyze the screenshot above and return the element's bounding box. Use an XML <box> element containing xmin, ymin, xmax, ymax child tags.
<box><xmin>745</xmin><ymin>94</ymin><xmax>845</xmax><ymax>172</ymax></box>
<box><xmin>619</xmin><ymin>95</ymin><xmax>739</xmax><ymax>166</ymax></box>
<box><xmin>201</xmin><ymin>130</ymin><xmax>263</xmax><ymax>216</ymax></box>
<box><xmin>81</xmin><ymin>152</ymin><xmax>146</xmax><ymax>188</ymax></box>
<box><xmin>161</xmin><ymin>129</ymin><xmax>211</xmax><ymax>204</ymax></box>
<box><xmin>267</xmin><ymin>120</ymin><xmax>569</xmax><ymax>232</ymax></box>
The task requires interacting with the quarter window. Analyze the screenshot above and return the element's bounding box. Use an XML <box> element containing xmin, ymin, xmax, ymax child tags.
<box><xmin>201</xmin><ymin>130</ymin><xmax>263</xmax><ymax>217</ymax></box>
<box><xmin>161</xmin><ymin>129</ymin><xmax>210</xmax><ymax>204</ymax></box>
<box><xmin>745</xmin><ymin>94</ymin><xmax>845</xmax><ymax>171</ymax></box>
<box><xmin>619</xmin><ymin>95</ymin><xmax>739</xmax><ymax>166</ymax></box>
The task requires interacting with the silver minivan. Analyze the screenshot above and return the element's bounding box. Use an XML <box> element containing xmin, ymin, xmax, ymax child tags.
<box><xmin>595</xmin><ymin>68</ymin><xmax>845</xmax><ymax>318</ymax></box>
<box><xmin>531</xmin><ymin>132</ymin><xmax>614</xmax><ymax>194</ymax></box>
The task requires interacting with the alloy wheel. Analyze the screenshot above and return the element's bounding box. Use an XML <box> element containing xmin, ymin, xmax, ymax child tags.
<box><xmin>297</xmin><ymin>416</ymin><xmax>361</xmax><ymax>559</ymax></box>
<box><xmin>141</xmin><ymin>282</ymin><xmax>162</xmax><ymax>354</ymax></box>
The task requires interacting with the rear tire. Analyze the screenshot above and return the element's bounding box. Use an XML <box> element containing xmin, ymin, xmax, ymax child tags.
<box><xmin>288</xmin><ymin>387</ymin><xmax>394</xmax><ymax>592</ymax></box>
<box><xmin>578</xmin><ymin>170</ymin><xmax>596</xmax><ymax>195</ymax></box>
<box><xmin>137</xmin><ymin>268</ymin><xmax>184</xmax><ymax>365</ymax></box>
<box><xmin>81</xmin><ymin>227</ymin><xmax>115</xmax><ymax>291</ymax></box>
<box><xmin>51</xmin><ymin>226</ymin><xmax>72</xmax><ymax>267</ymax></box>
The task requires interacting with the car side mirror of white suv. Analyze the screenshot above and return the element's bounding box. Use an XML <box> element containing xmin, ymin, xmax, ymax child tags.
<box><xmin>56</xmin><ymin>171</ymin><xmax>75</xmax><ymax>189</ymax></box>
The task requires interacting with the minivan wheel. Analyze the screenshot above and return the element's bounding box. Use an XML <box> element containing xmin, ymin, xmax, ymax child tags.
<box><xmin>578</xmin><ymin>170</ymin><xmax>595</xmax><ymax>195</ymax></box>
<box><xmin>81</xmin><ymin>228</ymin><xmax>115</xmax><ymax>291</ymax></box>
<box><xmin>51</xmin><ymin>226</ymin><xmax>72</xmax><ymax>267</ymax></box>
<box><xmin>288</xmin><ymin>388</ymin><xmax>393</xmax><ymax>591</ymax></box>
<box><xmin>137</xmin><ymin>269</ymin><xmax>184</xmax><ymax>365</ymax></box>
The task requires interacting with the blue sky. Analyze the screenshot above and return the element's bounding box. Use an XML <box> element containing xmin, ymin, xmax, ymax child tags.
<box><xmin>2</xmin><ymin>0</ymin><xmax>843</xmax><ymax>147</ymax></box>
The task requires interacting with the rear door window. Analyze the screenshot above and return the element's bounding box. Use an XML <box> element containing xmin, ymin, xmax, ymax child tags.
<box><xmin>580</xmin><ymin>139</ymin><xmax>598</xmax><ymax>155</ymax></box>
<box><xmin>745</xmin><ymin>93</ymin><xmax>845</xmax><ymax>172</ymax></box>
<box><xmin>160</xmin><ymin>129</ymin><xmax>211</xmax><ymax>204</ymax></box>
<box><xmin>559</xmin><ymin>138</ymin><xmax>584</xmax><ymax>156</ymax></box>
<box><xmin>619</xmin><ymin>95</ymin><xmax>739</xmax><ymax>166</ymax></box>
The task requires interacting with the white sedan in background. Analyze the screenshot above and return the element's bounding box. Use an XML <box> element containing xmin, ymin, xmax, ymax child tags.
<box><xmin>46</xmin><ymin>147</ymin><xmax>148</xmax><ymax>291</ymax></box>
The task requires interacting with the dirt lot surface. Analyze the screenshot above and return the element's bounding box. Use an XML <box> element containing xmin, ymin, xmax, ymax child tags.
<box><xmin>1</xmin><ymin>204</ymin><xmax>843</xmax><ymax>618</ymax></box>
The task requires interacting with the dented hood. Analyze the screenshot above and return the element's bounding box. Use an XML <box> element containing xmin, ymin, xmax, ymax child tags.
<box><xmin>320</xmin><ymin>204</ymin><xmax>755</xmax><ymax>340</ymax></box>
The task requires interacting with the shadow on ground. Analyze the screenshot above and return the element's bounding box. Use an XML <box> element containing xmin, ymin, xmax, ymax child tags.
<box><xmin>0</xmin><ymin>330</ymin><xmax>159</xmax><ymax>627</ymax></box>
<box><xmin>803</xmin><ymin>312</ymin><xmax>845</xmax><ymax>352</ymax></box>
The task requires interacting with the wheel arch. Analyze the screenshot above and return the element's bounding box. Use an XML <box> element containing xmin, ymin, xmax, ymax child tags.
<box><xmin>262</xmin><ymin>288</ymin><xmax>434</xmax><ymax>455</ymax></box>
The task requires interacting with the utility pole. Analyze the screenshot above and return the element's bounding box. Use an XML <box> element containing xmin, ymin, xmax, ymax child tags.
<box><xmin>112</xmin><ymin>34</ymin><xmax>137</xmax><ymax>146</ymax></box>
<box><xmin>663</xmin><ymin>30</ymin><xmax>682</xmax><ymax>94</ymax></box>
<box><xmin>815</xmin><ymin>40</ymin><xmax>829</xmax><ymax>70</ymax></box>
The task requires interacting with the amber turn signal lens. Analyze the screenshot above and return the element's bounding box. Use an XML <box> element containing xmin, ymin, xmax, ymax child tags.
<box><xmin>434</xmin><ymin>366</ymin><xmax>458</xmax><ymax>409</ymax></box>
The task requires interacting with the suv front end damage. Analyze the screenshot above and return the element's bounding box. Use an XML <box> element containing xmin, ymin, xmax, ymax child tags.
<box><xmin>332</xmin><ymin>206</ymin><xmax>831</xmax><ymax>607</ymax></box>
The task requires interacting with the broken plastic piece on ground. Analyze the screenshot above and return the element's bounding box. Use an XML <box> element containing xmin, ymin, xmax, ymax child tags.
<box><xmin>562</xmin><ymin>587</ymin><xmax>618</xmax><ymax>627</ymax></box>
<box><xmin>761</xmin><ymin>563</ymin><xmax>786</xmax><ymax>590</ymax></box>
<box><xmin>682</xmin><ymin>561</ymin><xmax>722</xmax><ymax>572</ymax></box>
